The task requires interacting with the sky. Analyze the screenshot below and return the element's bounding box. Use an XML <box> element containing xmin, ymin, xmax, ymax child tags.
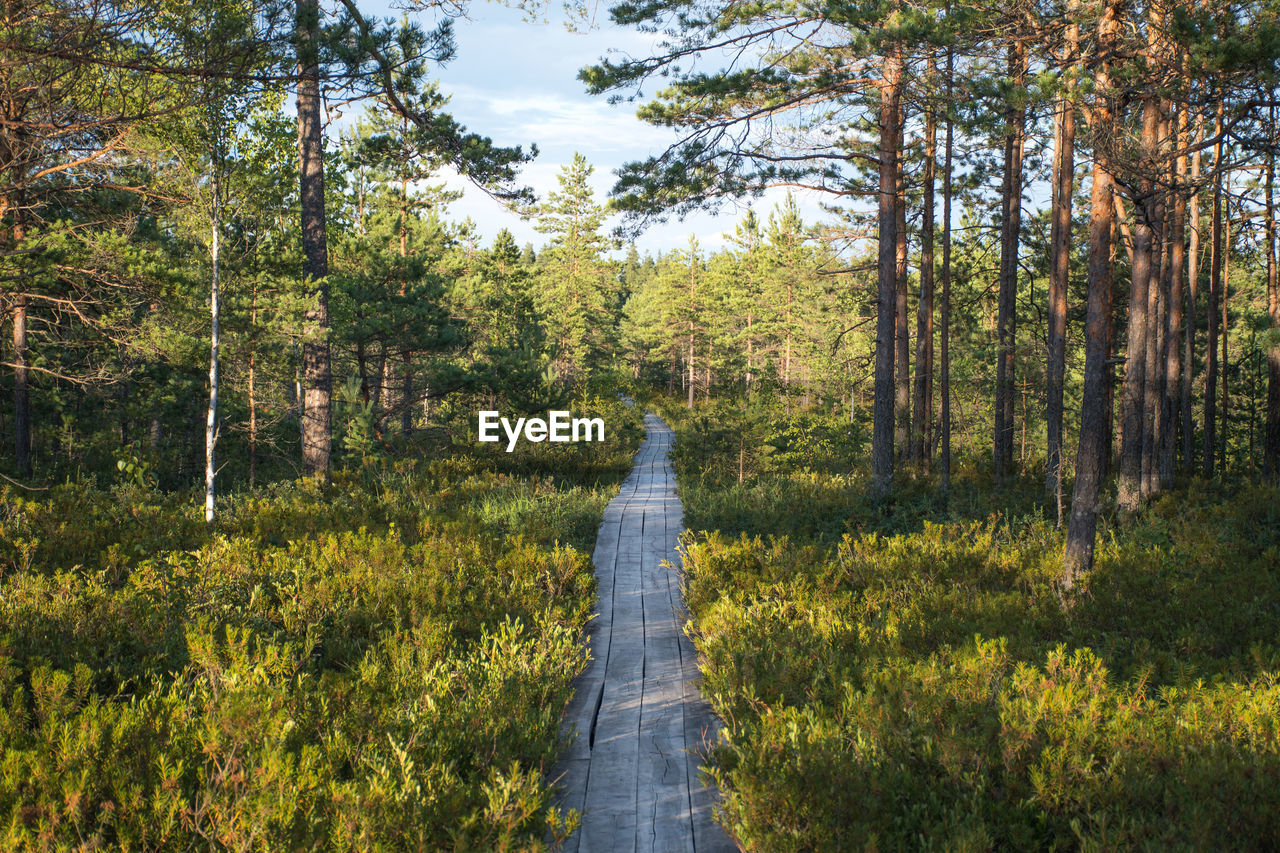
<box><xmin>362</xmin><ymin>2</ymin><xmax>832</xmax><ymax>256</ymax></box>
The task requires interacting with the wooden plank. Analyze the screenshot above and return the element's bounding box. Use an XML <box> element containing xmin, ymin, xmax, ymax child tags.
<box><xmin>578</xmin><ymin>488</ymin><xmax>647</xmax><ymax>852</ymax></box>
<box><xmin>555</xmin><ymin>414</ymin><xmax>737</xmax><ymax>853</ymax></box>
<box><xmin>636</xmin><ymin>499</ymin><xmax>695</xmax><ymax>853</ymax></box>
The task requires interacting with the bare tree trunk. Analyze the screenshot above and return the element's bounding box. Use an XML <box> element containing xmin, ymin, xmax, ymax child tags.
<box><xmin>1118</xmin><ymin>95</ymin><xmax>1162</xmax><ymax>512</ymax></box>
<box><xmin>1184</xmin><ymin>112</ymin><xmax>1203</xmax><ymax>472</ymax></box>
<box><xmin>205</xmin><ymin>202</ymin><xmax>220</xmax><ymax>523</ymax></box>
<box><xmin>1140</xmin><ymin>105</ymin><xmax>1169</xmax><ymax>499</ymax></box>
<box><xmin>399</xmin><ymin>174</ymin><xmax>412</xmax><ymax>436</ymax></box>
<box><xmin>11</xmin><ymin>197</ymin><xmax>30</xmax><ymax>477</ymax></box>
<box><xmin>894</xmin><ymin>107</ymin><xmax>910</xmax><ymax>460</ymax></box>
<box><xmin>1161</xmin><ymin>105</ymin><xmax>1186</xmax><ymax>490</ymax></box>
<box><xmin>1064</xmin><ymin>0</ymin><xmax>1120</xmax><ymax>585</ymax></box>
<box><xmin>873</xmin><ymin>47</ymin><xmax>903</xmax><ymax>489</ymax></box>
<box><xmin>940</xmin><ymin>44</ymin><xmax>954</xmax><ymax>493</ymax></box>
<box><xmin>297</xmin><ymin>0</ymin><xmax>331</xmax><ymax>479</ymax></box>
<box><xmin>13</xmin><ymin>292</ymin><xmax>29</xmax><ymax>477</ymax></box>
<box><xmin>1046</xmin><ymin>45</ymin><xmax>1077</xmax><ymax>517</ymax></box>
<box><xmin>913</xmin><ymin>78</ymin><xmax>936</xmax><ymax>467</ymax></box>
<box><xmin>1266</xmin><ymin>102</ymin><xmax>1280</xmax><ymax>483</ymax></box>
<box><xmin>1221</xmin><ymin>195</ymin><xmax>1231</xmax><ymax>470</ymax></box>
<box><xmin>1203</xmin><ymin>106</ymin><xmax>1224</xmax><ymax>477</ymax></box>
<box><xmin>995</xmin><ymin>41</ymin><xmax>1026</xmax><ymax>480</ymax></box>
<box><xmin>249</xmin><ymin>288</ymin><xmax>258</xmax><ymax>490</ymax></box>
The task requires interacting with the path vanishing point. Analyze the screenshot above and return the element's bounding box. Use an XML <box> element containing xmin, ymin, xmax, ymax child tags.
<box><xmin>554</xmin><ymin>413</ymin><xmax>736</xmax><ymax>853</ymax></box>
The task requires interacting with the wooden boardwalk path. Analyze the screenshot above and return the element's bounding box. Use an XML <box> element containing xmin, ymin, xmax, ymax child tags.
<box><xmin>554</xmin><ymin>413</ymin><xmax>735</xmax><ymax>853</ymax></box>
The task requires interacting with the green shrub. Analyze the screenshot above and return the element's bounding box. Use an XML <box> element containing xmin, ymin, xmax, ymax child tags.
<box><xmin>0</xmin><ymin>406</ymin><xmax>642</xmax><ymax>850</ymax></box>
<box><xmin>667</xmin><ymin>402</ymin><xmax>1280</xmax><ymax>851</ymax></box>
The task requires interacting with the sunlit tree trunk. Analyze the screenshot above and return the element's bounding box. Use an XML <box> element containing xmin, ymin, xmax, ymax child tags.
<box><xmin>912</xmin><ymin>76</ymin><xmax>936</xmax><ymax>467</ymax></box>
<box><xmin>995</xmin><ymin>41</ymin><xmax>1026</xmax><ymax>480</ymax></box>
<box><xmin>1140</xmin><ymin>104</ymin><xmax>1169</xmax><ymax>500</ymax></box>
<box><xmin>1184</xmin><ymin>112</ymin><xmax>1203</xmax><ymax>472</ymax></box>
<box><xmin>297</xmin><ymin>0</ymin><xmax>332</xmax><ymax>478</ymax></box>
<box><xmin>894</xmin><ymin>105</ymin><xmax>910</xmax><ymax>460</ymax></box>
<box><xmin>1203</xmin><ymin>105</ymin><xmax>1224</xmax><ymax>477</ymax></box>
<box><xmin>1221</xmin><ymin>192</ymin><xmax>1231</xmax><ymax>469</ymax></box>
<box><xmin>873</xmin><ymin>46</ymin><xmax>903</xmax><ymax>489</ymax></box>
<box><xmin>1161</xmin><ymin>104</ymin><xmax>1186</xmax><ymax>490</ymax></box>
<box><xmin>1118</xmin><ymin>93</ymin><xmax>1161</xmax><ymax>512</ymax></box>
<box><xmin>205</xmin><ymin>195</ymin><xmax>220</xmax><ymax>523</ymax></box>
<box><xmin>1266</xmin><ymin>102</ymin><xmax>1280</xmax><ymax>483</ymax></box>
<box><xmin>1064</xmin><ymin>0</ymin><xmax>1121</xmax><ymax>585</ymax></box>
<box><xmin>940</xmin><ymin>44</ymin><xmax>954</xmax><ymax>493</ymax></box>
<box><xmin>1046</xmin><ymin>29</ymin><xmax>1077</xmax><ymax>518</ymax></box>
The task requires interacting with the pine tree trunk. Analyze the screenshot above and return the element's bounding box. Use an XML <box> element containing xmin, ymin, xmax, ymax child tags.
<box><xmin>940</xmin><ymin>45</ymin><xmax>954</xmax><ymax>493</ymax></box>
<box><xmin>297</xmin><ymin>0</ymin><xmax>331</xmax><ymax>479</ymax></box>
<box><xmin>995</xmin><ymin>42</ymin><xmax>1026</xmax><ymax>480</ymax></box>
<box><xmin>1221</xmin><ymin>203</ymin><xmax>1231</xmax><ymax>470</ymax></box>
<box><xmin>1184</xmin><ymin>112</ymin><xmax>1203</xmax><ymax>472</ymax></box>
<box><xmin>894</xmin><ymin>107</ymin><xmax>910</xmax><ymax>460</ymax></box>
<box><xmin>11</xmin><ymin>197</ymin><xmax>30</xmax><ymax>478</ymax></box>
<box><xmin>1266</xmin><ymin>102</ymin><xmax>1280</xmax><ymax>483</ymax></box>
<box><xmin>13</xmin><ymin>291</ymin><xmax>29</xmax><ymax>477</ymax></box>
<box><xmin>249</xmin><ymin>290</ymin><xmax>258</xmax><ymax>490</ymax></box>
<box><xmin>1140</xmin><ymin>105</ymin><xmax>1169</xmax><ymax>499</ymax></box>
<box><xmin>912</xmin><ymin>81</ymin><xmax>936</xmax><ymax>467</ymax></box>
<box><xmin>1118</xmin><ymin>96</ymin><xmax>1162</xmax><ymax>512</ymax></box>
<box><xmin>1046</xmin><ymin>63</ymin><xmax>1076</xmax><ymax>516</ymax></box>
<box><xmin>873</xmin><ymin>47</ymin><xmax>903</xmax><ymax>489</ymax></box>
<box><xmin>1203</xmin><ymin>107</ymin><xmax>1224</xmax><ymax>477</ymax></box>
<box><xmin>1161</xmin><ymin>105</ymin><xmax>1186</xmax><ymax>490</ymax></box>
<box><xmin>1064</xmin><ymin>0</ymin><xmax>1121</xmax><ymax>585</ymax></box>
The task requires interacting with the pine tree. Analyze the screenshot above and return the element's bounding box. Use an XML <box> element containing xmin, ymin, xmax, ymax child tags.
<box><xmin>534</xmin><ymin>153</ymin><xmax>617</xmax><ymax>382</ymax></box>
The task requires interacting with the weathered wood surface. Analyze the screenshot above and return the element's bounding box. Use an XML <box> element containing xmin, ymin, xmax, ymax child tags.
<box><xmin>554</xmin><ymin>414</ymin><xmax>735</xmax><ymax>853</ymax></box>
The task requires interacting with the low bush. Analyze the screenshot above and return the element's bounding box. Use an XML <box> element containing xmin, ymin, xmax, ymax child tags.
<box><xmin>0</xmin><ymin>399</ymin><xmax>644</xmax><ymax>850</ymax></box>
<box><xmin>667</xmin><ymin>397</ymin><xmax>1280</xmax><ymax>850</ymax></box>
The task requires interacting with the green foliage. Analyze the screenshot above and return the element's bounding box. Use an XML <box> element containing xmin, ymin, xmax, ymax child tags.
<box><xmin>667</xmin><ymin>410</ymin><xmax>1280</xmax><ymax>850</ymax></box>
<box><xmin>0</xmin><ymin>418</ymin><xmax>644</xmax><ymax>849</ymax></box>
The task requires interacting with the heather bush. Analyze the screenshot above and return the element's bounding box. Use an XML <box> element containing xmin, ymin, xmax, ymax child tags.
<box><xmin>667</xmin><ymin>400</ymin><xmax>1280</xmax><ymax>850</ymax></box>
<box><xmin>0</xmin><ymin>400</ymin><xmax>643</xmax><ymax>850</ymax></box>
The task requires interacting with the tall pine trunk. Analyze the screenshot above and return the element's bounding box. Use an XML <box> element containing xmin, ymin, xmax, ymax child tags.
<box><xmin>894</xmin><ymin>106</ymin><xmax>910</xmax><ymax>460</ymax></box>
<box><xmin>1266</xmin><ymin>102</ymin><xmax>1280</xmax><ymax>483</ymax></box>
<box><xmin>873</xmin><ymin>47</ymin><xmax>903</xmax><ymax>489</ymax></box>
<box><xmin>1140</xmin><ymin>105</ymin><xmax>1169</xmax><ymax>499</ymax></box>
<box><xmin>1064</xmin><ymin>0</ymin><xmax>1121</xmax><ymax>585</ymax></box>
<box><xmin>1203</xmin><ymin>106</ymin><xmax>1224</xmax><ymax>477</ymax></box>
<box><xmin>994</xmin><ymin>41</ymin><xmax>1026</xmax><ymax>480</ymax></box>
<box><xmin>11</xmin><ymin>195</ymin><xmax>30</xmax><ymax>477</ymax></box>
<box><xmin>1183</xmin><ymin>112</ymin><xmax>1203</xmax><ymax>472</ymax></box>
<box><xmin>1161</xmin><ymin>104</ymin><xmax>1187</xmax><ymax>489</ymax></box>
<box><xmin>912</xmin><ymin>83</ymin><xmax>936</xmax><ymax>467</ymax></box>
<box><xmin>1046</xmin><ymin>48</ymin><xmax>1076</xmax><ymax>518</ymax></box>
<box><xmin>940</xmin><ymin>45</ymin><xmax>954</xmax><ymax>494</ymax></box>
<box><xmin>297</xmin><ymin>0</ymin><xmax>332</xmax><ymax>478</ymax></box>
<box><xmin>1220</xmin><ymin>200</ymin><xmax>1230</xmax><ymax>469</ymax></box>
<box><xmin>1118</xmin><ymin>95</ymin><xmax>1162</xmax><ymax>512</ymax></box>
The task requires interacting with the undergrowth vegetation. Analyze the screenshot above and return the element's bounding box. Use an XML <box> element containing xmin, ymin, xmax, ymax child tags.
<box><xmin>0</xmin><ymin>397</ymin><xmax>643</xmax><ymax>850</ymax></box>
<box><xmin>661</xmin><ymin>395</ymin><xmax>1280</xmax><ymax>851</ymax></box>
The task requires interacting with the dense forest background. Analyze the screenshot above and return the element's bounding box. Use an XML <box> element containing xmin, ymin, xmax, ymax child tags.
<box><xmin>3</xmin><ymin>0</ymin><xmax>1278</xmax><ymax>552</ymax></box>
<box><xmin>2</xmin><ymin>0</ymin><xmax>1280</xmax><ymax>847</ymax></box>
